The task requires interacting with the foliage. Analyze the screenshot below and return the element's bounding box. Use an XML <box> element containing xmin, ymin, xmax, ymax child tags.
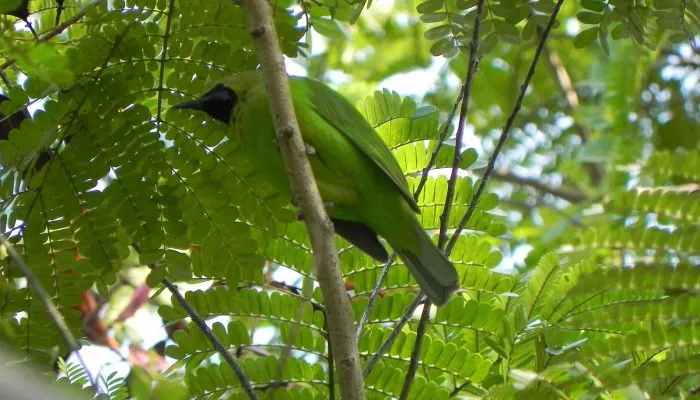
<box><xmin>0</xmin><ymin>0</ymin><xmax>698</xmax><ymax>399</ymax></box>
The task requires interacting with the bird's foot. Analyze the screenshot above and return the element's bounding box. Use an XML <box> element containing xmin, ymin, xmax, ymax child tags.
<box><xmin>304</xmin><ymin>143</ymin><xmax>316</xmax><ymax>156</ymax></box>
<box><xmin>296</xmin><ymin>202</ymin><xmax>334</xmax><ymax>220</ymax></box>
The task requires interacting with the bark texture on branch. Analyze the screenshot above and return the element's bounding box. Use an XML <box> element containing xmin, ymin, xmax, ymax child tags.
<box><xmin>239</xmin><ymin>1</ymin><xmax>365</xmax><ymax>398</ymax></box>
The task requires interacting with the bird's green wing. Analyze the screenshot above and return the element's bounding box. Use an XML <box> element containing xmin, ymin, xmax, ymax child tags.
<box><xmin>296</xmin><ymin>77</ymin><xmax>420</xmax><ymax>213</ymax></box>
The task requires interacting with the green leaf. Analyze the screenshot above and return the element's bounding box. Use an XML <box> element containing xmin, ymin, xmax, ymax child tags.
<box><xmin>421</xmin><ymin>12</ymin><xmax>448</xmax><ymax>23</ymax></box>
<box><xmin>417</xmin><ymin>0</ymin><xmax>444</xmax><ymax>14</ymax></box>
<box><xmin>574</xmin><ymin>27</ymin><xmax>599</xmax><ymax>48</ymax></box>
<box><xmin>312</xmin><ymin>17</ymin><xmax>349</xmax><ymax>39</ymax></box>
<box><xmin>459</xmin><ymin>148</ymin><xmax>478</xmax><ymax>169</ymax></box>
<box><xmin>577</xmin><ymin>11</ymin><xmax>603</xmax><ymax>24</ymax></box>
<box><xmin>0</xmin><ymin>0</ymin><xmax>22</xmax><ymax>14</ymax></box>
<box><xmin>654</xmin><ymin>0</ymin><xmax>681</xmax><ymax>9</ymax></box>
<box><xmin>582</xmin><ymin>0</ymin><xmax>607</xmax><ymax>12</ymax></box>
<box><xmin>532</xmin><ymin>0</ymin><xmax>555</xmax><ymax>13</ymax></box>
<box><xmin>425</xmin><ymin>25</ymin><xmax>452</xmax><ymax>40</ymax></box>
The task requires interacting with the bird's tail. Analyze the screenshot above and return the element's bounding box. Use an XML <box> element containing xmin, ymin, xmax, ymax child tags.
<box><xmin>394</xmin><ymin>223</ymin><xmax>459</xmax><ymax>306</ymax></box>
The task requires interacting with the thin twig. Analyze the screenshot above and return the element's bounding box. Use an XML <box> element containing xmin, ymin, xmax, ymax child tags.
<box><xmin>239</xmin><ymin>0</ymin><xmax>364</xmax><ymax>398</ymax></box>
<box><xmin>355</xmin><ymin>253</ymin><xmax>395</xmax><ymax>341</ymax></box>
<box><xmin>445</xmin><ymin>0</ymin><xmax>566</xmax><ymax>255</ymax></box>
<box><xmin>162</xmin><ymin>278</ymin><xmax>259</xmax><ymax>400</ymax></box>
<box><xmin>486</xmin><ymin>168</ymin><xmax>587</xmax><ymax>203</ymax></box>
<box><xmin>413</xmin><ymin>89</ymin><xmax>464</xmax><ymax>199</ymax></box>
<box><xmin>131</xmin><ymin>242</ymin><xmax>258</xmax><ymax>398</ymax></box>
<box><xmin>543</xmin><ymin>45</ymin><xmax>579</xmax><ymax>109</ymax></box>
<box><xmin>0</xmin><ymin>70</ymin><xmax>11</xmax><ymax>88</ymax></box>
<box><xmin>0</xmin><ymin>234</ymin><xmax>95</xmax><ymax>389</ymax></box>
<box><xmin>2</xmin><ymin>236</ymin><xmax>70</xmax><ymax>345</ymax></box>
<box><xmin>1</xmin><ymin>0</ymin><xmax>107</xmax><ymax>71</ymax></box>
<box><xmin>541</xmin><ymin>41</ymin><xmax>602</xmax><ymax>185</ymax></box>
<box><xmin>438</xmin><ymin>0</ymin><xmax>485</xmax><ymax>249</ymax></box>
<box><xmin>449</xmin><ymin>380</ymin><xmax>473</xmax><ymax>397</ymax></box>
<box><xmin>398</xmin><ymin>1</ymin><xmax>486</xmax><ymax>395</ymax></box>
<box><xmin>362</xmin><ymin>292</ymin><xmax>425</xmax><ymax>377</ymax></box>
<box><xmin>398</xmin><ymin>300</ymin><xmax>431</xmax><ymax>400</ymax></box>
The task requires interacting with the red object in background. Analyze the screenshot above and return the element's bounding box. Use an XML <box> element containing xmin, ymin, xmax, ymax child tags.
<box><xmin>115</xmin><ymin>284</ymin><xmax>151</xmax><ymax>323</ymax></box>
<box><xmin>77</xmin><ymin>291</ymin><xmax>119</xmax><ymax>351</ymax></box>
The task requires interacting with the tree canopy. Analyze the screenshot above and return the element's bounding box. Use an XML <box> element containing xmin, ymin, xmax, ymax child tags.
<box><xmin>0</xmin><ymin>0</ymin><xmax>698</xmax><ymax>398</ymax></box>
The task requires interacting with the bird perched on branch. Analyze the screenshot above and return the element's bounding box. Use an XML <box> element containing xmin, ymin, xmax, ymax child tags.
<box><xmin>173</xmin><ymin>71</ymin><xmax>458</xmax><ymax>305</ymax></box>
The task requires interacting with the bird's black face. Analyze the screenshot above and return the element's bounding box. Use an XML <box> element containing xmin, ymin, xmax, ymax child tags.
<box><xmin>172</xmin><ymin>84</ymin><xmax>238</xmax><ymax>124</ymax></box>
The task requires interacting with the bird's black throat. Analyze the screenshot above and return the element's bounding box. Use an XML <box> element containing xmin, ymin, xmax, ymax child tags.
<box><xmin>172</xmin><ymin>84</ymin><xmax>237</xmax><ymax>124</ymax></box>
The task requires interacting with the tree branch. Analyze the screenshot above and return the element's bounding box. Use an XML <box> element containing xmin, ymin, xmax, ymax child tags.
<box><xmin>161</xmin><ymin>278</ymin><xmax>259</xmax><ymax>400</ymax></box>
<box><xmin>238</xmin><ymin>0</ymin><xmax>364</xmax><ymax>398</ymax></box>
<box><xmin>0</xmin><ymin>234</ymin><xmax>95</xmax><ymax>389</ymax></box>
<box><xmin>400</xmin><ymin>1</ymin><xmax>485</xmax><ymax>395</ymax></box>
<box><xmin>446</xmin><ymin>0</ymin><xmax>566</xmax><ymax>255</ymax></box>
<box><xmin>438</xmin><ymin>0</ymin><xmax>485</xmax><ymax>249</ymax></box>
<box><xmin>355</xmin><ymin>253</ymin><xmax>395</xmax><ymax>341</ymax></box>
<box><xmin>0</xmin><ymin>235</ymin><xmax>78</xmax><ymax>346</ymax></box>
<box><xmin>483</xmin><ymin>168</ymin><xmax>587</xmax><ymax>203</ymax></box>
<box><xmin>449</xmin><ymin>380</ymin><xmax>474</xmax><ymax>397</ymax></box>
<box><xmin>362</xmin><ymin>293</ymin><xmax>425</xmax><ymax>377</ymax></box>
<box><xmin>414</xmin><ymin>85</ymin><xmax>463</xmax><ymax>199</ymax></box>
<box><xmin>398</xmin><ymin>300</ymin><xmax>431</xmax><ymax>399</ymax></box>
<box><xmin>541</xmin><ymin>42</ymin><xmax>603</xmax><ymax>185</ymax></box>
<box><xmin>543</xmin><ymin>45</ymin><xmax>579</xmax><ymax>110</ymax></box>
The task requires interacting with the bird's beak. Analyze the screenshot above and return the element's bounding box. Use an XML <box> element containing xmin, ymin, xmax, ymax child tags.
<box><xmin>171</xmin><ymin>97</ymin><xmax>209</xmax><ymax>112</ymax></box>
<box><xmin>171</xmin><ymin>85</ymin><xmax>237</xmax><ymax>124</ymax></box>
<box><xmin>172</xmin><ymin>93</ymin><xmax>216</xmax><ymax>111</ymax></box>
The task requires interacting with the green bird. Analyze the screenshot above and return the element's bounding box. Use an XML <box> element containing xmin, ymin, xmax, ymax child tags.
<box><xmin>173</xmin><ymin>71</ymin><xmax>458</xmax><ymax>305</ymax></box>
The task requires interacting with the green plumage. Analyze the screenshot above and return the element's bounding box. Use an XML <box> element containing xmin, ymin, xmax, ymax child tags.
<box><xmin>173</xmin><ymin>71</ymin><xmax>459</xmax><ymax>305</ymax></box>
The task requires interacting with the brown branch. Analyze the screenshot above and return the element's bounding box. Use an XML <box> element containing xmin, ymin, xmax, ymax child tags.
<box><xmin>0</xmin><ymin>235</ymin><xmax>77</xmax><ymax>347</ymax></box>
<box><xmin>398</xmin><ymin>300</ymin><xmax>431</xmax><ymax>399</ymax></box>
<box><xmin>414</xmin><ymin>87</ymin><xmax>463</xmax><ymax>199</ymax></box>
<box><xmin>238</xmin><ymin>0</ymin><xmax>364</xmax><ymax>398</ymax></box>
<box><xmin>437</xmin><ymin>0</ymin><xmax>485</xmax><ymax>249</ymax></box>
<box><xmin>484</xmin><ymin>168</ymin><xmax>587</xmax><ymax>203</ymax></box>
<box><xmin>132</xmin><ymin>242</ymin><xmax>258</xmax><ymax>398</ymax></box>
<box><xmin>162</xmin><ymin>278</ymin><xmax>259</xmax><ymax>399</ymax></box>
<box><xmin>0</xmin><ymin>234</ymin><xmax>95</xmax><ymax>389</ymax></box>
<box><xmin>355</xmin><ymin>253</ymin><xmax>395</xmax><ymax>341</ymax></box>
<box><xmin>543</xmin><ymin>46</ymin><xmax>579</xmax><ymax>109</ymax></box>
<box><xmin>362</xmin><ymin>293</ymin><xmax>425</xmax><ymax>377</ymax></box>
<box><xmin>541</xmin><ymin>42</ymin><xmax>603</xmax><ymax>185</ymax></box>
<box><xmin>400</xmin><ymin>0</ymin><xmax>486</xmax><ymax>397</ymax></box>
<box><xmin>446</xmin><ymin>0</ymin><xmax>566</xmax><ymax>255</ymax></box>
